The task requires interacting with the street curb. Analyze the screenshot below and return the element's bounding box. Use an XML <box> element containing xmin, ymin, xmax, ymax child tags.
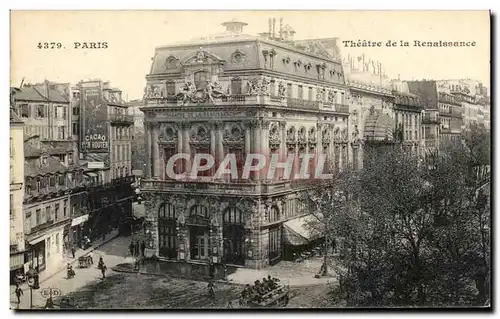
<box><xmin>40</xmin><ymin>233</ymin><xmax>120</xmax><ymax>285</ymax></box>
<box><xmin>111</xmin><ymin>265</ymin><xmax>246</xmax><ymax>287</ymax></box>
<box><xmin>111</xmin><ymin>265</ymin><xmax>336</xmax><ymax>288</ymax></box>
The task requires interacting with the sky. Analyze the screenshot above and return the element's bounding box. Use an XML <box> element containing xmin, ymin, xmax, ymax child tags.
<box><xmin>10</xmin><ymin>10</ymin><xmax>490</xmax><ymax>100</ymax></box>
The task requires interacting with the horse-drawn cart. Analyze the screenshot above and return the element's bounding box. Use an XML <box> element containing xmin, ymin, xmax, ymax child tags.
<box><xmin>78</xmin><ymin>256</ymin><xmax>93</xmax><ymax>268</ymax></box>
<box><xmin>234</xmin><ymin>285</ymin><xmax>291</xmax><ymax>308</ymax></box>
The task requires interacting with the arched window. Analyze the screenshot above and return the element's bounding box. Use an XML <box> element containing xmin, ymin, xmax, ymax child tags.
<box><xmin>194</xmin><ymin>71</ymin><xmax>209</xmax><ymax>91</ymax></box>
<box><xmin>158</xmin><ymin>203</ymin><xmax>176</xmax><ymax>219</ymax></box>
<box><xmin>158</xmin><ymin>202</ymin><xmax>177</xmax><ymax>259</ymax></box>
<box><xmin>190</xmin><ymin>205</ymin><xmax>209</xmax><ymax>219</ymax></box>
<box><xmin>223</xmin><ymin>207</ymin><xmax>243</xmax><ymax>224</ymax></box>
<box><xmin>269</xmin><ymin>206</ymin><xmax>280</xmax><ymax>223</ymax></box>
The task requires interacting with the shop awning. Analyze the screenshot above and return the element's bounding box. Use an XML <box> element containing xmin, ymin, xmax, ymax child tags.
<box><xmin>28</xmin><ymin>235</ymin><xmax>46</xmax><ymax>245</ymax></box>
<box><xmin>10</xmin><ymin>253</ymin><xmax>24</xmax><ymax>271</ymax></box>
<box><xmin>84</xmin><ymin>172</ymin><xmax>98</xmax><ymax>178</ymax></box>
<box><xmin>71</xmin><ymin>214</ymin><xmax>89</xmax><ymax>227</ymax></box>
<box><xmin>283</xmin><ymin>214</ymin><xmax>325</xmax><ymax>246</ymax></box>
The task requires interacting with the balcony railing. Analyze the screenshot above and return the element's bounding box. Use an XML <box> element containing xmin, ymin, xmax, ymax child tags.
<box><xmin>140</xmin><ymin>178</ymin><xmax>324</xmax><ymax>195</ymax></box>
<box><xmin>422</xmin><ymin>115</ymin><xmax>440</xmax><ymax>124</ymax></box>
<box><xmin>144</xmin><ymin>93</ymin><xmax>349</xmax><ymax>113</ymax></box>
<box><xmin>109</xmin><ymin>114</ymin><xmax>134</xmax><ymax>125</ymax></box>
<box><xmin>287</xmin><ymin>98</ymin><xmax>320</xmax><ymax>110</ymax></box>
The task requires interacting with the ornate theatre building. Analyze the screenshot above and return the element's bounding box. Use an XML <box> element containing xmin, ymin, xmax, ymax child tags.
<box><xmin>140</xmin><ymin>19</ymin><xmax>350</xmax><ymax>269</ymax></box>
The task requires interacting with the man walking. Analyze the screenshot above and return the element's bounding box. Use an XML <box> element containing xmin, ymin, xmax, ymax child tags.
<box><xmin>98</xmin><ymin>257</ymin><xmax>107</xmax><ymax>279</ymax></box>
<box><xmin>15</xmin><ymin>285</ymin><xmax>23</xmax><ymax>305</ymax></box>
<box><xmin>71</xmin><ymin>246</ymin><xmax>76</xmax><ymax>259</ymax></box>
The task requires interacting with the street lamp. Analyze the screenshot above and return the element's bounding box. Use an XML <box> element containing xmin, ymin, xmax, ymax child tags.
<box><xmin>26</xmin><ymin>266</ymin><xmax>39</xmax><ymax>309</ymax></box>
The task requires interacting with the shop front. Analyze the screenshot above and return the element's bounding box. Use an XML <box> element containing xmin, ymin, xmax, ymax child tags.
<box><xmin>26</xmin><ymin>238</ymin><xmax>46</xmax><ymax>272</ymax></box>
<box><xmin>70</xmin><ymin>214</ymin><xmax>90</xmax><ymax>249</ymax></box>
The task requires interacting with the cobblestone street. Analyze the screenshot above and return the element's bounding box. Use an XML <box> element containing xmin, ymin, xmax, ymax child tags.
<box><xmin>11</xmin><ymin>232</ymin><xmax>336</xmax><ymax>309</ymax></box>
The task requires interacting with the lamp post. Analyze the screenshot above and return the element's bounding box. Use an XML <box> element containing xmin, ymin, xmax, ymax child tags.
<box><xmin>26</xmin><ymin>266</ymin><xmax>39</xmax><ymax>309</ymax></box>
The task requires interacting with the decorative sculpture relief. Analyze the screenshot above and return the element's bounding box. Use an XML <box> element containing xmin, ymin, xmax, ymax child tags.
<box><xmin>260</xmin><ymin>77</ymin><xmax>271</xmax><ymax>96</ymax></box>
<box><xmin>341</xmin><ymin>128</ymin><xmax>348</xmax><ymax>140</ymax></box>
<box><xmin>308</xmin><ymin>127</ymin><xmax>317</xmax><ymax>144</ymax></box>
<box><xmin>223</xmin><ymin>124</ymin><xmax>245</xmax><ymax>143</ymax></box>
<box><xmin>144</xmin><ymin>83</ymin><xmax>164</xmax><ymax>99</ymax></box>
<box><xmin>205</xmin><ymin>81</ymin><xmax>227</xmax><ymax>103</ymax></box>
<box><xmin>190</xmin><ymin>125</ymin><xmax>211</xmax><ymax>144</ymax></box>
<box><xmin>176</xmin><ymin>82</ymin><xmax>197</xmax><ymax>105</ymax></box>
<box><xmin>158</xmin><ymin>125</ymin><xmax>178</xmax><ymax>143</ymax></box>
<box><xmin>334</xmin><ymin>127</ymin><xmax>340</xmax><ymax>140</ymax></box>
<box><xmin>269</xmin><ymin>123</ymin><xmax>280</xmax><ymax>145</ymax></box>
<box><xmin>327</xmin><ymin>90</ymin><xmax>335</xmax><ymax>104</ymax></box>
<box><xmin>297</xmin><ymin>127</ymin><xmax>307</xmax><ymax>143</ymax></box>
<box><xmin>322</xmin><ymin>126</ymin><xmax>331</xmax><ymax>143</ymax></box>
<box><xmin>231</xmin><ymin>49</ymin><xmax>247</xmax><ymax>63</ymax></box>
<box><xmin>286</xmin><ymin>126</ymin><xmax>296</xmax><ymax>143</ymax></box>
<box><xmin>247</xmin><ymin>78</ymin><xmax>260</xmax><ymax>94</ymax></box>
<box><xmin>278</xmin><ymin>82</ymin><xmax>287</xmax><ymax>98</ymax></box>
<box><xmin>316</xmin><ymin>88</ymin><xmax>325</xmax><ymax>101</ymax></box>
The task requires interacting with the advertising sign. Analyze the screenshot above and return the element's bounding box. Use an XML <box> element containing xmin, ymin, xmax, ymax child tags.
<box><xmin>80</xmin><ymin>86</ymin><xmax>109</xmax><ymax>153</ymax></box>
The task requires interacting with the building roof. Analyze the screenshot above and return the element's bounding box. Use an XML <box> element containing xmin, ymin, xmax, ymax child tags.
<box><xmin>364</xmin><ymin>110</ymin><xmax>395</xmax><ymax>141</ymax></box>
<box><xmin>24</xmin><ymin>156</ymin><xmax>68</xmax><ymax>177</ymax></box>
<box><xmin>13</xmin><ymin>86</ymin><xmax>46</xmax><ymax>102</ymax></box>
<box><xmin>13</xmin><ymin>84</ymin><xmax>69</xmax><ymax>103</ymax></box>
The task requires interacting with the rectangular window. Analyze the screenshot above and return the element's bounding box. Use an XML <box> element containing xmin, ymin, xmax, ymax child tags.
<box><xmin>54</xmin><ymin>203</ymin><xmax>60</xmax><ymax>221</ymax></box>
<box><xmin>49</xmin><ymin>176</ymin><xmax>56</xmax><ymax>187</ymax></box>
<box><xmin>63</xmin><ymin>200</ymin><xmax>67</xmax><ymax>217</ymax></box>
<box><xmin>270</xmin><ymin>81</ymin><xmax>276</xmax><ymax>96</ymax></box>
<box><xmin>166</xmin><ymin>81</ymin><xmax>175</xmax><ymax>96</ymax></box>
<box><xmin>72</xmin><ymin>122</ymin><xmax>78</xmax><ymax>135</ymax></box>
<box><xmin>298</xmin><ymin>85</ymin><xmax>303</xmax><ymax>100</ymax></box>
<box><xmin>287</xmin><ymin>83</ymin><xmax>292</xmax><ymax>98</ymax></box>
<box><xmin>46</xmin><ymin>206</ymin><xmax>52</xmax><ymax>222</ymax></box>
<box><xmin>36</xmin><ymin>209</ymin><xmax>41</xmax><ymax>225</ymax></box>
<box><xmin>10</xmin><ymin>194</ymin><xmax>13</xmax><ymax>219</ymax></box>
<box><xmin>37</xmin><ymin>104</ymin><xmax>45</xmax><ymax>118</ymax></box>
<box><xmin>231</xmin><ymin>78</ymin><xmax>242</xmax><ymax>95</ymax></box>
<box><xmin>20</xmin><ymin>104</ymin><xmax>29</xmax><ymax>118</ymax></box>
<box><xmin>308</xmin><ymin>87</ymin><xmax>313</xmax><ymax>100</ymax></box>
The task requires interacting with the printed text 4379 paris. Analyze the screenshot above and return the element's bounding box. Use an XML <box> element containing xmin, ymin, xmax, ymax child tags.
<box><xmin>74</xmin><ymin>42</ymin><xmax>108</xmax><ymax>49</ymax></box>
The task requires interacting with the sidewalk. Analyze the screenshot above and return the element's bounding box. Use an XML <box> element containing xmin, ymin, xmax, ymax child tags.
<box><xmin>113</xmin><ymin>256</ymin><xmax>337</xmax><ymax>287</ymax></box>
<box><xmin>10</xmin><ymin>229</ymin><xmax>120</xmax><ymax>308</ymax></box>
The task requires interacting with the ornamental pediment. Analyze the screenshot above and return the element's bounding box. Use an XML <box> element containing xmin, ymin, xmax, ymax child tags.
<box><xmin>182</xmin><ymin>48</ymin><xmax>226</xmax><ymax>66</ymax></box>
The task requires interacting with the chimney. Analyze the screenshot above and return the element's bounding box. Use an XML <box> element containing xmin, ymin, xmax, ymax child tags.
<box><xmin>279</xmin><ymin>18</ymin><xmax>283</xmax><ymax>40</ymax></box>
<box><xmin>272</xmin><ymin>17</ymin><xmax>276</xmax><ymax>39</ymax></box>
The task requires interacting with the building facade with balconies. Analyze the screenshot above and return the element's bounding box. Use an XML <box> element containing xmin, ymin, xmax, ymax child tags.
<box><xmin>140</xmin><ymin>19</ymin><xmax>350</xmax><ymax>270</ymax></box>
<box><xmin>10</xmin><ymin>108</ymin><xmax>26</xmax><ymax>282</ymax></box>
<box><xmin>22</xmin><ymin>135</ymin><xmax>82</xmax><ymax>281</ymax></box>
<box><xmin>70</xmin><ymin>80</ymin><xmax>135</xmax><ymax>246</ymax></box>
<box><xmin>390</xmin><ymin>79</ymin><xmax>425</xmax><ymax>157</ymax></box>
<box><xmin>342</xmin><ymin>54</ymin><xmax>397</xmax><ymax>169</ymax></box>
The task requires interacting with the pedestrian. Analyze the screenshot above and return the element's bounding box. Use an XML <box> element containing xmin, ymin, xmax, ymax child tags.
<box><xmin>71</xmin><ymin>246</ymin><xmax>76</xmax><ymax>259</ymax></box>
<box><xmin>88</xmin><ymin>251</ymin><xmax>94</xmax><ymax>265</ymax></box>
<box><xmin>227</xmin><ymin>300</ymin><xmax>233</xmax><ymax>309</ymax></box>
<box><xmin>129</xmin><ymin>242</ymin><xmax>134</xmax><ymax>256</ymax></box>
<box><xmin>15</xmin><ymin>286</ymin><xmax>23</xmax><ymax>304</ymax></box>
<box><xmin>98</xmin><ymin>257</ymin><xmax>107</xmax><ymax>279</ymax></box>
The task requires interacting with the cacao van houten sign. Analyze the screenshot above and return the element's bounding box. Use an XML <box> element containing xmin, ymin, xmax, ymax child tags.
<box><xmin>80</xmin><ymin>87</ymin><xmax>110</xmax><ymax>153</ymax></box>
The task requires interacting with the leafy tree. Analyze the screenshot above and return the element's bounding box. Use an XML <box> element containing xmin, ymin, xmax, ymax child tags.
<box><xmin>322</xmin><ymin>125</ymin><xmax>490</xmax><ymax>307</ymax></box>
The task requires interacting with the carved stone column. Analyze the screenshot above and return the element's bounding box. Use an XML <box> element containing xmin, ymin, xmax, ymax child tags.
<box><xmin>252</xmin><ymin>120</ymin><xmax>262</xmax><ymax>181</ymax></box>
<box><xmin>244</xmin><ymin>123</ymin><xmax>251</xmax><ymax>156</ymax></box>
<box><xmin>152</xmin><ymin>123</ymin><xmax>160</xmax><ymax>178</ymax></box>
<box><xmin>261</xmin><ymin>120</ymin><xmax>270</xmax><ymax>179</ymax></box>
<box><xmin>158</xmin><ymin>147</ymin><xmax>164</xmax><ymax>180</ymax></box>
<box><xmin>181</xmin><ymin>122</ymin><xmax>191</xmax><ymax>174</ymax></box>
<box><xmin>214</xmin><ymin>121</ymin><xmax>224</xmax><ymax>167</ymax></box>
<box><xmin>145</xmin><ymin>122</ymin><xmax>152</xmax><ymax>178</ymax></box>
<box><xmin>143</xmin><ymin>192</ymin><xmax>159</xmax><ymax>258</ymax></box>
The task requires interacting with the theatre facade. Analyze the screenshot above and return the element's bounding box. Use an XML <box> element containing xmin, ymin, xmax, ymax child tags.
<box><xmin>140</xmin><ymin>20</ymin><xmax>351</xmax><ymax>269</ymax></box>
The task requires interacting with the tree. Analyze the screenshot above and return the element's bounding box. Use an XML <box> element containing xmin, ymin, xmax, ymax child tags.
<box><xmin>300</xmin><ymin>170</ymin><xmax>360</xmax><ymax>277</ymax></box>
<box><xmin>326</xmin><ymin>125</ymin><xmax>491</xmax><ymax>307</ymax></box>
